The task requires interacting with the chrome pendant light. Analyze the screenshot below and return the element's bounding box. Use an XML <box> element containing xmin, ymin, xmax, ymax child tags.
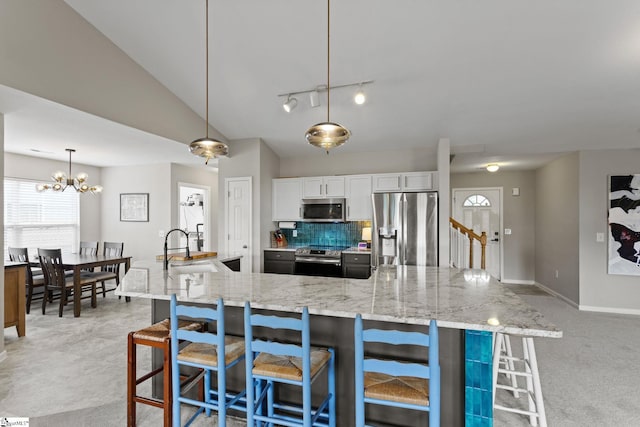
<box><xmin>35</xmin><ymin>149</ymin><xmax>103</xmax><ymax>194</ymax></box>
<box><xmin>305</xmin><ymin>0</ymin><xmax>350</xmax><ymax>154</ymax></box>
<box><xmin>189</xmin><ymin>0</ymin><xmax>228</xmax><ymax>164</ymax></box>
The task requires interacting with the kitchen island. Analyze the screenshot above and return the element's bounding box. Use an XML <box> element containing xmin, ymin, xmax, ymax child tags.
<box><xmin>117</xmin><ymin>258</ymin><xmax>561</xmax><ymax>426</ymax></box>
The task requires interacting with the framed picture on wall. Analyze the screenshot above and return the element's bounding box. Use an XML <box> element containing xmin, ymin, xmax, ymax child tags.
<box><xmin>120</xmin><ymin>193</ymin><xmax>149</xmax><ymax>222</ymax></box>
<box><xmin>608</xmin><ymin>175</ymin><xmax>640</xmax><ymax>275</ymax></box>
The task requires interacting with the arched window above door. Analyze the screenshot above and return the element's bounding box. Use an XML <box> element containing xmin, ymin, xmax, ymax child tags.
<box><xmin>463</xmin><ymin>194</ymin><xmax>491</xmax><ymax>207</ymax></box>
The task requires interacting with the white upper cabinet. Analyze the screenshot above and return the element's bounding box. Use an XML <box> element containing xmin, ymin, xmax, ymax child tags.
<box><xmin>372</xmin><ymin>172</ymin><xmax>434</xmax><ymax>192</ymax></box>
<box><xmin>345</xmin><ymin>175</ymin><xmax>372</xmax><ymax>220</ymax></box>
<box><xmin>272</xmin><ymin>178</ymin><xmax>302</xmax><ymax>221</ymax></box>
<box><xmin>302</xmin><ymin>176</ymin><xmax>345</xmax><ymax>199</ymax></box>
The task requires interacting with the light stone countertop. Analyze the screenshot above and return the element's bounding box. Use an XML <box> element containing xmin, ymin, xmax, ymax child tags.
<box><xmin>116</xmin><ymin>259</ymin><xmax>561</xmax><ymax>338</ymax></box>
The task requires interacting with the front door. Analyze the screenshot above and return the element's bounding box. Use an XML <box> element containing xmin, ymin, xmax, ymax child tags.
<box><xmin>452</xmin><ymin>188</ymin><xmax>502</xmax><ymax>280</ymax></box>
<box><xmin>225</xmin><ymin>177</ymin><xmax>252</xmax><ymax>272</ymax></box>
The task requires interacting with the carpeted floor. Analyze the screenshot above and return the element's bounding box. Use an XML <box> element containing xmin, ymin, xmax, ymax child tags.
<box><xmin>2</xmin><ymin>284</ymin><xmax>640</xmax><ymax>426</ymax></box>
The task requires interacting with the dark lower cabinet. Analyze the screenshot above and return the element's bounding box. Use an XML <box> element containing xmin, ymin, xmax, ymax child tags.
<box><xmin>264</xmin><ymin>250</ymin><xmax>295</xmax><ymax>274</ymax></box>
<box><xmin>222</xmin><ymin>257</ymin><xmax>241</xmax><ymax>272</ymax></box>
<box><xmin>342</xmin><ymin>253</ymin><xmax>371</xmax><ymax>279</ymax></box>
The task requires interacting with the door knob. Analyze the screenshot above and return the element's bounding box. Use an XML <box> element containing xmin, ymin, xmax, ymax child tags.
<box><xmin>242</xmin><ymin>245</ymin><xmax>248</xmax><ymax>249</ymax></box>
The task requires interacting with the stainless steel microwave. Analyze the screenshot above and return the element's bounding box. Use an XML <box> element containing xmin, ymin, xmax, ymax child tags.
<box><xmin>300</xmin><ymin>198</ymin><xmax>345</xmax><ymax>222</ymax></box>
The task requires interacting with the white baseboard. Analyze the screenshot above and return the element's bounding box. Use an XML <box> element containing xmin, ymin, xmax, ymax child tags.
<box><xmin>579</xmin><ymin>305</ymin><xmax>640</xmax><ymax>316</ymax></box>
<box><xmin>500</xmin><ymin>279</ymin><xmax>536</xmax><ymax>285</ymax></box>
<box><xmin>535</xmin><ymin>282</ymin><xmax>579</xmax><ymax>309</ymax></box>
<box><xmin>0</xmin><ymin>350</ymin><xmax>6</xmax><ymax>364</ymax></box>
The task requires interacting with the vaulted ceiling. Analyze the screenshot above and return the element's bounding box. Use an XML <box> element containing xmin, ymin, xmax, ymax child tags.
<box><xmin>5</xmin><ymin>0</ymin><xmax>640</xmax><ymax>172</ymax></box>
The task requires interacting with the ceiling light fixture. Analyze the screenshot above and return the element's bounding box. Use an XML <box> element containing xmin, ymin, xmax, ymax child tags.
<box><xmin>354</xmin><ymin>84</ymin><xmax>366</xmax><ymax>105</ymax></box>
<box><xmin>278</xmin><ymin>80</ymin><xmax>373</xmax><ymax>110</ymax></box>
<box><xmin>189</xmin><ymin>0</ymin><xmax>228</xmax><ymax>165</ymax></box>
<box><xmin>305</xmin><ymin>0</ymin><xmax>350</xmax><ymax>154</ymax></box>
<box><xmin>283</xmin><ymin>95</ymin><xmax>298</xmax><ymax>113</ymax></box>
<box><xmin>36</xmin><ymin>148</ymin><xmax>103</xmax><ymax>194</ymax></box>
<box><xmin>486</xmin><ymin>164</ymin><xmax>500</xmax><ymax>172</ymax></box>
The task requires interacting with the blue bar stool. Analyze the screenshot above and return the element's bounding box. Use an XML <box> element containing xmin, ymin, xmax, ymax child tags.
<box><xmin>354</xmin><ymin>315</ymin><xmax>440</xmax><ymax>427</ymax></box>
<box><xmin>244</xmin><ymin>302</ymin><xmax>336</xmax><ymax>427</ymax></box>
<box><xmin>170</xmin><ymin>294</ymin><xmax>246</xmax><ymax>427</ymax></box>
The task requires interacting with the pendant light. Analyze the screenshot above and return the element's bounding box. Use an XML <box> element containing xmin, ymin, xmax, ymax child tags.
<box><xmin>305</xmin><ymin>0</ymin><xmax>350</xmax><ymax>154</ymax></box>
<box><xmin>189</xmin><ymin>0</ymin><xmax>228</xmax><ymax>164</ymax></box>
<box><xmin>35</xmin><ymin>149</ymin><xmax>103</xmax><ymax>194</ymax></box>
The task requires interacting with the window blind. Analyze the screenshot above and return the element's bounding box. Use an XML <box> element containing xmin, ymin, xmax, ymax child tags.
<box><xmin>4</xmin><ymin>177</ymin><xmax>80</xmax><ymax>260</ymax></box>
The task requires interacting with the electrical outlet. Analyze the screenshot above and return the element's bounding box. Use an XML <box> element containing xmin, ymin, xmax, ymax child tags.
<box><xmin>293</xmin><ymin>230</ymin><xmax>298</xmax><ymax>237</ymax></box>
<box><xmin>159</xmin><ymin>230</ymin><xmax>165</xmax><ymax>238</ymax></box>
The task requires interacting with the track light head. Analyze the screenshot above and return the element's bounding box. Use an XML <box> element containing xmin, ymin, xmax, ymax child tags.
<box><xmin>283</xmin><ymin>96</ymin><xmax>298</xmax><ymax>113</ymax></box>
<box><xmin>354</xmin><ymin>85</ymin><xmax>366</xmax><ymax>105</ymax></box>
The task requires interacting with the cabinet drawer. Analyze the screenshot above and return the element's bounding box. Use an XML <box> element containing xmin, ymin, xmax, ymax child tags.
<box><xmin>264</xmin><ymin>250</ymin><xmax>295</xmax><ymax>261</ymax></box>
<box><xmin>343</xmin><ymin>253</ymin><xmax>370</xmax><ymax>265</ymax></box>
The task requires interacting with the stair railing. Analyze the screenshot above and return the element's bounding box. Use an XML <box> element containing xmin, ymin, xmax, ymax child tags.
<box><xmin>449</xmin><ymin>217</ymin><xmax>487</xmax><ymax>269</ymax></box>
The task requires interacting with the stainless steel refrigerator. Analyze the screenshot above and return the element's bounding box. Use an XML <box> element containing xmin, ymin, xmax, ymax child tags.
<box><xmin>371</xmin><ymin>191</ymin><xmax>438</xmax><ymax>268</ymax></box>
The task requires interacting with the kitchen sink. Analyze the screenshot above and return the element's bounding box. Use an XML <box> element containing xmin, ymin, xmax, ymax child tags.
<box><xmin>169</xmin><ymin>262</ymin><xmax>218</xmax><ymax>274</ymax></box>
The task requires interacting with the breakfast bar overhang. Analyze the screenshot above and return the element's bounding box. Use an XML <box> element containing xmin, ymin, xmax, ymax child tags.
<box><xmin>117</xmin><ymin>259</ymin><xmax>561</xmax><ymax>426</ymax></box>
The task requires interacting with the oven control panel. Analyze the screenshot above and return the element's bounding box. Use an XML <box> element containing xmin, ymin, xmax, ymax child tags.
<box><xmin>295</xmin><ymin>247</ymin><xmax>342</xmax><ymax>258</ymax></box>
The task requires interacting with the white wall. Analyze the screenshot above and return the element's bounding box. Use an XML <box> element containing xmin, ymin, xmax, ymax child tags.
<box><xmin>4</xmin><ymin>152</ymin><xmax>102</xmax><ymax>243</ymax></box>
<box><xmin>101</xmin><ymin>164</ymin><xmax>171</xmax><ymax>262</ymax></box>
<box><xmin>260</xmin><ymin>143</ymin><xmax>280</xmax><ymax>272</ymax></box>
<box><xmin>1</xmin><ymin>114</ymin><xmax>5</xmax><ymax>360</ymax></box>
<box><xmin>0</xmin><ymin>0</ymin><xmax>225</xmax><ymax>146</ymax></box>
<box><xmin>535</xmin><ymin>152</ymin><xmax>580</xmax><ymax>303</ymax></box>
<box><xmin>218</xmin><ymin>138</ymin><xmax>280</xmax><ymax>272</ymax></box>
<box><xmin>279</xmin><ymin>147</ymin><xmax>438</xmax><ymax>177</ymax></box>
<box><xmin>579</xmin><ymin>149</ymin><xmax>640</xmax><ymax>313</ymax></box>
<box><xmin>452</xmin><ymin>170</ymin><xmax>537</xmax><ymax>283</ymax></box>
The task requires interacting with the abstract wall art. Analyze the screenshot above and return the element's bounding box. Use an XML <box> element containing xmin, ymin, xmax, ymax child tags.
<box><xmin>609</xmin><ymin>175</ymin><xmax>640</xmax><ymax>275</ymax></box>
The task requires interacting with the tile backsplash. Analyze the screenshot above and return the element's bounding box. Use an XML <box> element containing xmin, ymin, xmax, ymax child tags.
<box><xmin>279</xmin><ymin>221</ymin><xmax>371</xmax><ymax>248</ymax></box>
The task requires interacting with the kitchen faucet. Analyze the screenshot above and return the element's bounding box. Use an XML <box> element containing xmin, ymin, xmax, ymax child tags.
<box><xmin>164</xmin><ymin>228</ymin><xmax>191</xmax><ymax>270</ymax></box>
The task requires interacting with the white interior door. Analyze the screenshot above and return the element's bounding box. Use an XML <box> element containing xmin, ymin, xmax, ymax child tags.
<box><xmin>225</xmin><ymin>177</ymin><xmax>252</xmax><ymax>272</ymax></box>
<box><xmin>452</xmin><ymin>187</ymin><xmax>502</xmax><ymax>280</ymax></box>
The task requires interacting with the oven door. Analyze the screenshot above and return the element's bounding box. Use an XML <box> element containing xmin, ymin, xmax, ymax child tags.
<box><xmin>294</xmin><ymin>258</ymin><xmax>342</xmax><ymax>277</ymax></box>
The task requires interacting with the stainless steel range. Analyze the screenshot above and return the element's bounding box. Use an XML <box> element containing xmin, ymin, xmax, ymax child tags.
<box><xmin>294</xmin><ymin>245</ymin><xmax>349</xmax><ymax>277</ymax></box>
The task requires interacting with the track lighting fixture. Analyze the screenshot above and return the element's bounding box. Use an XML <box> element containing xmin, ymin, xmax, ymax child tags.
<box><xmin>278</xmin><ymin>80</ymin><xmax>373</xmax><ymax>111</ymax></box>
<box><xmin>283</xmin><ymin>95</ymin><xmax>298</xmax><ymax>113</ymax></box>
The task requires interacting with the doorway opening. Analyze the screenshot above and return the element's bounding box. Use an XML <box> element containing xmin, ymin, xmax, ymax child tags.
<box><xmin>178</xmin><ymin>183</ymin><xmax>211</xmax><ymax>252</ymax></box>
<box><xmin>452</xmin><ymin>187</ymin><xmax>503</xmax><ymax>280</ymax></box>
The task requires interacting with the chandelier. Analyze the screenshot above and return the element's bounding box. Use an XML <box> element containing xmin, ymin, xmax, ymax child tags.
<box><xmin>36</xmin><ymin>148</ymin><xmax>103</xmax><ymax>194</ymax></box>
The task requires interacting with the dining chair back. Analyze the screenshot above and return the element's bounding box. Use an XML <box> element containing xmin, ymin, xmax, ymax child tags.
<box><xmin>354</xmin><ymin>315</ymin><xmax>440</xmax><ymax>427</ymax></box>
<box><xmin>244</xmin><ymin>302</ymin><xmax>336</xmax><ymax>427</ymax></box>
<box><xmin>8</xmin><ymin>247</ymin><xmax>45</xmax><ymax>314</ymax></box>
<box><xmin>79</xmin><ymin>241</ymin><xmax>99</xmax><ymax>273</ymax></box>
<box><xmin>170</xmin><ymin>294</ymin><xmax>246</xmax><ymax>427</ymax></box>
<box><xmin>96</xmin><ymin>241</ymin><xmax>124</xmax><ymax>297</ymax></box>
<box><xmin>38</xmin><ymin>248</ymin><xmax>98</xmax><ymax>317</ymax></box>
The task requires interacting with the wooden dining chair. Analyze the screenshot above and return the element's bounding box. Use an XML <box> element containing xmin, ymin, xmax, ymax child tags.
<box><xmin>81</xmin><ymin>241</ymin><xmax>124</xmax><ymax>297</ymax></box>
<box><xmin>79</xmin><ymin>241</ymin><xmax>99</xmax><ymax>272</ymax></box>
<box><xmin>8</xmin><ymin>247</ymin><xmax>45</xmax><ymax>314</ymax></box>
<box><xmin>38</xmin><ymin>248</ymin><xmax>98</xmax><ymax>317</ymax></box>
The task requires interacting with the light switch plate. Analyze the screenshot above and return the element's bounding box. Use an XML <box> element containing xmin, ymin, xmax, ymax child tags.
<box><xmin>504</xmin><ymin>228</ymin><xmax>512</xmax><ymax>235</ymax></box>
<box><xmin>596</xmin><ymin>232</ymin><xmax>604</xmax><ymax>242</ymax></box>
<box><xmin>512</xmin><ymin>187</ymin><xmax>520</xmax><ymax>196</ymax></box>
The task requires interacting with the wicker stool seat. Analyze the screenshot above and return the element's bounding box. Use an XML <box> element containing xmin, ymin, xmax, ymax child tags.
<box><xmin>252</xmin><ymin>348</ymin><xmax>332</xmax><ymax>381</ymax></box>
<box><xmin>127</xmin><ymin>318</ymin><xmax>203</xmax><ymax>427</ymax></box>
<box><xmin>363</xmin><ymin>371</ymin><xmax>430</xmax><ymax>406</ymax></box>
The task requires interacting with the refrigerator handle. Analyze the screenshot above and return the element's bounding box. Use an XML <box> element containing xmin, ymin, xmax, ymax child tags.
<box><xmin>402</xmin><ymin>196</ymin><xmax>407</xmax><ymax>264</ymax></box>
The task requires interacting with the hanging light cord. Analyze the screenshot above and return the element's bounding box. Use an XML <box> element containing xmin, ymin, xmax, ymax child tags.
<box><xmin>326</xmin><ymin>0</ymin><xmax>331</xmax><ymax>123</ymax></box>
<box><xmin>205</xmin><ymin>0</ymin><xmax>210</xmax><ymax>139</ymax></box>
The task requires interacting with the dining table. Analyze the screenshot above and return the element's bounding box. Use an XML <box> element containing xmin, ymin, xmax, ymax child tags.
<box><xmin>35</xmin><ymin>252</ymin><xmax>132</xmax><ymax>317</ymax></box>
